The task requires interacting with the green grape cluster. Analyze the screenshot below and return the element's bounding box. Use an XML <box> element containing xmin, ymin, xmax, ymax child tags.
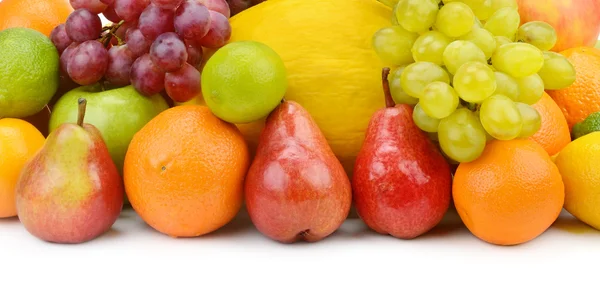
<box><xmin>371</xmin><ymin>0</ymin><xmax>577</xmax><ymax>164</ymax></box>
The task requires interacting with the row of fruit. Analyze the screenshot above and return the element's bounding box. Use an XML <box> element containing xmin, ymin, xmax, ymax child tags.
<box><xmin>1</xmin><ymin>0</ymin><xmax>600</xmax><ymax>246</ymax></box>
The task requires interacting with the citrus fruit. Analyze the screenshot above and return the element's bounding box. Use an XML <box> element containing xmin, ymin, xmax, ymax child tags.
<box><xmin>546</xmin><ymin>47</ymin><xmax>600</xmax><ymax>131</ymax></box>
<box><xmin>123</xmin><ymin>105</ymin><xmax>250</xmax><ymax>238</ymax></box>
<box><xmin>453</xmin><ymin>139</ymin><xmax>565</xmax><ymax>246</ymax></box>
<box><xmin>529</xmin><ymin>92</ymin><xmax>571</xmax><ymax>156</ymax></box>
<box><xmin>572</xmin><ymin>111</ymin><xmax>600</xmax><ymax>140</ymax></box>
<box><xmin>0</xmin><ymin>27</ymin><xmax>60</xmax><ymax>119</ymax></box>
<box><xmin>0</xmin><ymin>0</ymin><xmax>73</xmax><ymax>36</ymax></box>
<box><xmin>554</xmin><ymin>132</ymin><xmax>600</xmax><ymax>230</ymax></box>
<box><xmin>201</xmin><ymin>41</ymin><xmax>288</xmax><ymax>124</ymax></box>
<box><xmin>221</xmin><ymin>0</ymin><xmax>392</xmax><ymax>175</ymax></box>
<box><xmin>0</xmin><ymin>118</ymin><xmax>46</xmax><ymax>218</ymax></box>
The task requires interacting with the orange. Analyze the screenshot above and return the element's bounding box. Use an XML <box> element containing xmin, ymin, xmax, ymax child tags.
<box><xmin>453</xmin><ymin>139</ymin><xmax>564</xmax><ymax>246</ymax></box>
<box><xmin>123</xmin><ymin>105</ymin><xmax>250</xmax><ymax>238</ymax></box>
<box><xmin>546</xmin><ymin>47</ymin><xmax>600</xmax><ymax>131</ymax></box>
<box><xmin>529</xmin><ymin>92</ymin><xmax>571</xmax><ymax>156</ymax></box>
<box><xmin>0</xmin><ymin>118</ymin><xmax>46</xmax><ymax>218</ymax></box>
<box><xmin>0</xmin><ymin>0</ymin><xmax>73</xmax><ymax>36</ymax></box>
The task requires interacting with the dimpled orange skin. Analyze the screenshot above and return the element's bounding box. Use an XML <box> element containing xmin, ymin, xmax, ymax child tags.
<box><xmin>453</xmin><ymin>140</ymin><xmax>565</xmax><ymax>246</ymax></box>
<box><xmin>123</xmin><ymin>105</ymin><xmax>250</xmax><ymax>238</ymax></box>
<box><xmin>0</xmin><ymin>0</ymin><xmax>73</xmax><ymax>36</ymax></box>
<box><xmin>529</xmin><ymin>92</ymin><xmax>571</xmax><ymax>156</ymax></box>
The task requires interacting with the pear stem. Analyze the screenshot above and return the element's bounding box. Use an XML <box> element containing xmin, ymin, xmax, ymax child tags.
<box><xmin>77</xmin><ymin>98</ymin><xmax>87</xmax><ymax>127</ymax></box>
<box><xmin>382</xmin><ymin>67</ymin><xmax>395</xmax><ymax>108</ymax></box>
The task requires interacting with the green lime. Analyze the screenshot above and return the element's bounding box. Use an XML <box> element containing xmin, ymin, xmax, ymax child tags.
<box><xmin>572</xmin><ymin>111</ymin><xmax>600</xmax><ymax>139</ymax></box>
<box><xmin>201</xmin><ymin>41</ymin><xmax>288</xmax><ymax>124</ymax></box>
<box><xmin>0</xmin><ymin>27</ymin><xmax>60</xmax><ymax>118</ymax></box>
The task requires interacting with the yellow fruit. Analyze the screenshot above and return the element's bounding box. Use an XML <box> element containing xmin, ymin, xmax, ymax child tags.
<box><xmin>222</xmin><ymin>0</ymin><xmax>392</xmax><ymax>175</ymax></box>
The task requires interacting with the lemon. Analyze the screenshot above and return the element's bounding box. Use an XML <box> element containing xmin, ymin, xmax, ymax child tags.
<box><xmin>0</xmin><ymin>27</ymin><xmax>59</xmax><ymax>119</ymax></box>
<box><xmin>222</xmin><ymin>0</ymin><xmax>393</xmax><ymax>175</ymax></box>
<box><xmin>554</xmin><ymin>131</ymin><xmax>600</xmax><ymax>230</ymax></box>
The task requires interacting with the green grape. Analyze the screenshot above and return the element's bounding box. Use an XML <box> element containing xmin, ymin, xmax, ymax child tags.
<box><xmin>516</xmin><ymin>21</ymin><xmax>558</xmax><ymax>51</ymax></box>
<box><xmin>420</xmin><ymin>81</ymin><xmax>460</xmax><ymax>119</ymax></box>
<box><xmin>413</xmin><ymin>103</ymin><xmax>441</xmax><ymax>132</ymax></box>
<box><xmin>395</xmin><ymin>0</ymin><xmax>439</xmax><ymax>33</ymax></box>
<box><xmin>473</xmin><ymin>17</ymin><xmax>483</xmax><ymax>28</ymax></box>
<box><xmin>459</xmin><ymin>27</ymin><xmax>497</xmax><ymax>59</ymax></box>
<box><xmin>442</xmin><ymin>40</ymin><xmax>487</xmax><ymax>75</ymax></box>
<box><xmin>479</xmin><ymin>95</ymin><xmax>523</xmax><ymax>140</ymax></box>
<box><xmin>537</xmin><ymin>51</ymin><xmax>576</xmax><ymax>90</ymax></box>
<box><xmin>437</xmin><ymin>108</ymin><xmax>487</xmax><ymax>163</ymax></box>
<box><xmin>515</xmin><ymin>102</ymin><xmax>542</xmax><ymax>138</ymax></box>
<box><xmin>491</xmin><ymin>0</ymin><xmax>517</xmax><ymax>11</ymax></box>
<box><xmin>484</xmin><ymin>7</ymin><xmax>520</xmax><ymax>38</ymax></box>
<box><xmin>389</xmin><ymin>67</ymin><xmax>419</xmax><ymax>105</ymax></box>
<box><xmin>391</xmin><ymin>2</ymin><xmax>400</xmax><ymax>25</ymax></box>
<box><xmin>493</xmin><ymin>71</ymin><xmax>520</xmax><ymax>101</ymax></box>
<box><xmin>494</xmin><ymin>36</ymin><xmax>512</xmax><ymax>51</ymax></box>
<box><xmin>379</xmin><ymin>0</ymin><xmax>400</xmax><ymax>8</ymax></box>
<box><xmin>453</xmin><ymin>61</ymin><xmax>497</xmax><ymax>103</ymax></box>
<box><xmin>372</xmin><ymin>26</ymin><xmax>419</xmax><ymax>66</ymax></box>
<box><xmin>435</xmin><ymin>2</ymin><xmax>475</xmax><ymax>38</ymax></box>
<box><xmin>471</xmin><ymin>0</ymin><xmax>493</xmax><ymax>21</ymax></box>
<box><xmin>516</xmin><ymin>73</ymin><xmax>544</xmax><ymax>105</ymax></box>
<box><xmin>491</xmin><ymin>42</ymin><xmax>544</xmax><ymax>78</ymax></box>
<box><xmin>412</xmin><ymin>31</ymin><xmax>453</xmax><ymax>65</ymax></box>
<box><xmin>400</xmin><ymin>62</ymin><xmax>450</xmax><ymax>98</ymax></box>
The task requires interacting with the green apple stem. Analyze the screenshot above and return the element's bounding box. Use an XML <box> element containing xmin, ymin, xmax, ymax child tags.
<box><xmin>382</xmin><ymin>67</ymin><xmax>395</xmax><ymax>108</ymax></box>
<box><xmin>77</xmin><ymin>98</ymin><xmax>87</xmax><ymax>127</ymax></box>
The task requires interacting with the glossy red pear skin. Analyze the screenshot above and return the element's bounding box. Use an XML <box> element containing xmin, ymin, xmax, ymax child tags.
<box><xmin>15</xmin><ymin>124</ymin><xmax>124</xmax><ymax>244</ymax></box>
<box><xmin>352</xmin><ymin>104</ymin><xmax>452</xmax><ymax>239</ymax></box>
<box><xmin>245</xmin><ymin>101</ymin><xmax>352</xmax><ymax>243</ymax></box>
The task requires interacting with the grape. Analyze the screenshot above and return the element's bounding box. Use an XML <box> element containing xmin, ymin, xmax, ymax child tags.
<box><xmin>372</xmin><ymin>26</ymin><xmax>418</xmax><ymax>66</ymax></box>
<box><xmin>442</xmin><ymin>40</ymin><xmax>486</xmax><ymax>75</ymax></box>
<box><xmin>130</xmin><ymin>54</ymin><xmax>166</xmax><ymax>96</ymax></box>
<box><xmin>484</xmin><ymin>7</ymin><xmax>520</xmax><ymax>38</ymax></box>
<box><xmin>400</xmin><ymin>62</ymin><xmax>450</xmax><ymax>98</ymax></box>
<box><xmin>65</xmin><ymin>9</ymin><xmax>103</xmax><ymax>42</ymax></box>
<box><xmin>420</xmin><ymin>81</ymin><xmax>460</xmax><ymax>119</ymax></box>
<box><xmin>479</xmin><ymin>95</ymin><xmax>523</xmax><ymax>140</ymax></box>
<box><xmin>60</xmin><ymin>43</ymin><xmax>79</xmax><ymax>75</ymax></box>
<box><xmin>391</xmin><ymin>2</ymin><xmax>399</xmax><ymax>25</ymax></box>
<box><xmin>126</xmin><ymin>28</ymin><xmax>152</xmax><ymax>57</ymax></box>
<box><xmin>388</xmin><ymin>67</ymin><xmax>418</xmax><ymax>105</ymax></box>
<box><xmin>195</xmin><ymin>10</ymin><xmax>232</xmax><ymax>49</ymax></box>
<box><xmin>138</xmin><ymin>4</ymin><xmax>175</xmax><ymax>41</ymax></box>
<box><xmin>435</xmin><ymin>2</ymin><xmax>474</xmax><ymax>37</ymax></box>
<box><xmin>515</xmin><ymin>102</ymin><xmax>542</xmax><ymax>138</ymax></box>
<box><xmin>50</xmin><ymin>24</ymin><xmax>73</xmax><ymax>54</ymax></box>
<box><xmin>459</xmin><ymin>27</ymin><xmax>496</xmax><ymax>60</ymax></box>
<box><xmin>165</xmin><ymin>63</ymin><xmax>201</xmax><ymax>102</ymax></box>
<box><xmin>516</xmin><ymin>21</ymin><xmax>558</xmax><ymax>51</ymax></box>
<box><xmin>413</xmin><ymin>103</ymin><xmax>441</xmax><ymax>133</ymax></box>
<box><xmin>67</xmin><ymin>40</ymin><xmax>109</xmax><ymax>86</ymax></box>
<box><xmin>151</xmin><ymin>0</ymin><xmax>183</xmax><ymax>9</ymax></box>
<box><xmin>537</xmin><ymin>51</ymin><xmax>576</xmax><ymax>90</ymax></box>
<box><xmin>198</xmin><ymin>0</ymin><xmax>231</xmax><ymax>18</ymax></box>
<box><xmin>491</xmin><ymin>0</ymin><xmax>517</xmax><ymax>12</ymax></box>
<box><xmin>453</xmin><ymin>61</ymin><xmax>496</xmax><ymax>103</ymax></box>
<box><xmin>70</xmin><ymin>0</ymin><xmax>108</xmax><ymax>14</ymax></box>
<box><xmin>103</xmin><ymin>4</ymin><xmax>123</xmax><ymax>23</ymax></box>
<box><xmin>516</xmin><ymin>74</ymin><xmax>544</xmax><ymax>105</ymax></box>
<box><xmin>471</xmin><ymin>0</ymin><xmax>493</xmax><ymax>20</ymax></box>
<box><xmin>412</xmin><ymin>31</ymin><xmax>452</xmax><ymax>66</ymax></box>
<box><xmin>184</xmin><ymin>40</ymin><xmax>203</xmax><ymax>68</ymax></box>
<box><xmin>106</xmin><ymin>45</ymin><xmax>136</xmax><ymax>86</ymax></box>
<box><xmin>491</xmin><ymin>43</ymin><xmax>544</xmax><ymax>78</ymax></box>
<box><xmin>493</xmin><ymin>71</ymin><xmax>520</xmax><ymax>101</ymax></box>
<box><xmin>114</xmin><ymin>0</ymin><xmax>150</xmax><ymax>22</ymax></box>
<box><xmin>494</xmin><ymin>36</ymin><xmax>512</xmax><ymax>50</ymax></box>
<box><xmin>114</xmin><ymin>20</ymin><xmax>137</xmax><ymax>41</ymax></box>
<box><xmin>438</xmin><ymin>108</ymin><xmax>487</xmax><ymax>163</ymax></box>
<box><xmin>150</xmin><ymin>32</ymin><xmax>188</xmax><ymax>72</ymax></box>
<box><xmin>174</xmin><ymin>0</ymin><xmax>211</xmax><ymax>40</ymax></box>
<box><xmin>395</xmin><ymin>0</ymin><xmax>438</xmax><ymax>33</ymax></box>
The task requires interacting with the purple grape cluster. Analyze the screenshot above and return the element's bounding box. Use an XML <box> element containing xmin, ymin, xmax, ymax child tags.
<box><xmin>50</xmin><ymin>0</ymin><xmax>232</xmax><ymax>103</ymax></box>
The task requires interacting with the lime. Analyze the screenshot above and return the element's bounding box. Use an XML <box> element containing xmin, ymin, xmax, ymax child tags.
<box><xmin>572</xmin><ymin>111</ymin><xmax>600</xmax><ymax>139</ymax></box>
<box><xmin>0</xmin><ymin>27</ymin><xmax>60</xmax><ymax>118</ymax></box>
<box><xmin>201</xmin><ymin>41</ymin><xmax>288</xmax><ymax>124</ymax></box>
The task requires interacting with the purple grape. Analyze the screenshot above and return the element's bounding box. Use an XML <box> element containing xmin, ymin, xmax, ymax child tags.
<box><xmin>130</xmin><ymin>54</ymin><xmax>166</xmax><ymax>96</ymax></box>
<box><xmin>126</xmin><ymin>28</ymin><xmax>151</xmax><ymax>57</ymax></box>
<box><xmin>164</xmin><ymin>63</ymin><xmax>201</xmax><ymax>102</ymax></box>
<box><xmin>106</xmin><ymin>45</ymin><xmax>136</xmax><ymax>86</ymax></box>
<box><xmin>101</xmin><ymin>0</ymin><xmax>115</xmax><ymax>4</ymax></box>
<box><xmin>198</xmin><ymin>0</ymin><xmax>230</xmax><ymax>18</ymax></box>
<box><xmin>102</xmin><ymin>4</ymin><xmax>122</xmax><ymax>23</ymax></box>
<box><xmin>174</xmin><ymin>0</ymin><xmax>211</xmax><ymax>40</ymax></box>
<box><xmin>114</xmin><ymin>0</ymin><xmax>151</xmax><ymax>22</ymax></box>
<box><xmin>184</xmin><ymin>39</ymin><xmax>203</xmax><ymax>68</ymax></box>
<box><xmin>149</xmin><ymin>32</ymin><xmax>188</xmax><ymax>72</ymax></box>
<box><xmin>60</xmin><ymin>43</ymin><xmax>80</xmax><ymax>75</ymax></box>
<box><xmin>151</xmin><ymin>0</ymin><xmax>183</xmax><ymax>9</ymax></box>
<box><xmin>67</xmin><ymin>40</ymin><xmax>109</xmax><ymax>85</ymax></box>
<box><xmin>70</xmin><ymin>0</ymin><xmax>108</xmax><ymax>14</ymax></box>
<box><xmin>65</xmin><ymin>9</ymin><xmax>103</xmax><ymax>42</ymax></box>
<box><xmin>196</xmin><ymin>10</ymin><xmax>231</xmax><ymax>49</ymax></box>
<box><xmin>138</xmin><ymin>4</ymin><xmax>175</xmax><ymax>41</ymax></box>
<box><xmin>50</xmin><ymin>24</ymin><xmax>73</xmax><ymax>54</ymax></box>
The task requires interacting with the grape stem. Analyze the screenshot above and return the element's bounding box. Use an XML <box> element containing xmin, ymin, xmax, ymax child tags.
<box><xmin>100</xmin><ymin>20</ymin><xmax>126</xmax><ymax>48</ymax></box>
<box><xmin>381</xmin><ymin>67</ymin><xmax>395</xmax><ymax>108</ymax></box>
